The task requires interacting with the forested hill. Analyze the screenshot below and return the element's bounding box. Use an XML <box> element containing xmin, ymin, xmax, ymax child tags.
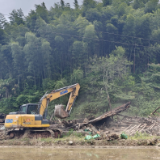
<box><xmin>1</xmin><ymin>0</ymin><xmax>160</xmax><ymax>118</ymax></box>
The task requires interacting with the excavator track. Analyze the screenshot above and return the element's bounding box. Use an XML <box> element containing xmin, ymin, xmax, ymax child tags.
<box><xmin>5</xmin><ymin>128</ymin><xmax>61</xmax><ymax>139</ymax></box>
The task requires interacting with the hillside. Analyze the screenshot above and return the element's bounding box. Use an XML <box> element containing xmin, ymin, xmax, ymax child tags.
<box><xmin>0</xmin><ymin>0</ymin><xmax>160</xmax><ymax>118</ymax></box>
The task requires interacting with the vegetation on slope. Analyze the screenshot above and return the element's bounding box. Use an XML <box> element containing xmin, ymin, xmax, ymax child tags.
<box><xmin>0</xmin><ymin>0</ymin><xmax>160</xmax><ymax>117</ymax></box>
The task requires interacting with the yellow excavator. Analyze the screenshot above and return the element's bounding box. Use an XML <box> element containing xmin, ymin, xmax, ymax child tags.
<box><xmin>4</xmin><ymin>83</ymin><xmax>80</xmax><ymax>138</ymax></box>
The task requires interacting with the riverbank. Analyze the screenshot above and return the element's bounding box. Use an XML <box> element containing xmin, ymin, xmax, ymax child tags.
<box><xmin>0</xmin><ymin>134</ymin><xmax>160</xmax><ymax>147</ymax></box>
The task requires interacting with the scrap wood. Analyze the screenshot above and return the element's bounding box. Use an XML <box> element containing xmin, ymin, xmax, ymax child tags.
<box><xmin>117</xmin><ymin>113</ymin><xmax>133</xmax><ymax>119</ymax></box>
<box><xmin>88</xmin><ymin>102</ymin><xmax>131</xmax><ymax>123</ymax></box>
<box><xmin>124</xmin><ymin>124</ymin><xmax>132</xmax><ymax>132</ymax></box>
<box><xmin>151</xmin><ymin>106</ymin><xmax>160</xmax><ymax>115</ymax></box>
<box><xmin>148</xmin><ymin>124</ymin><xmax>155</xmax><ymax>130</ymax></box>
<box><xmin>138</xmin><ymin>124</ymin><xmax>147</xmax><ymax>133</ymax></box>
<box><xmin>130</xmin><ymin>124</ymin><xmax>141</xmax><ymax>135</ymax></box>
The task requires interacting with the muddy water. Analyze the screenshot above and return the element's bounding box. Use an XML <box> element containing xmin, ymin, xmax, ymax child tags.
<box><xmin>0</xmin><ymin>147</ymin><xmax>160</xmax><ymax>160</ymax></box>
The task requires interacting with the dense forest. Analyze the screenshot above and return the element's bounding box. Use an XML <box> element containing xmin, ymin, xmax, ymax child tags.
<box><xmin>1</xmin><ymin>0</ymin><xmax>160</xmax><ymax>118</ymax></box>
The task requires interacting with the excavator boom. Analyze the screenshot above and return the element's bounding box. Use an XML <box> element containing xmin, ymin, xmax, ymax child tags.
<box><xmin>39</xmin><ymin>83</ymin><xmax>80</xmax><ymax>119</ymax></box>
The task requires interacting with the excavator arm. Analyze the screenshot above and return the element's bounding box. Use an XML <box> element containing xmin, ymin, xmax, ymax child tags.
<box><xmin>38</xmin><ymin>83</ymin><xmax>80</xmax><ymax>119</ymax></box>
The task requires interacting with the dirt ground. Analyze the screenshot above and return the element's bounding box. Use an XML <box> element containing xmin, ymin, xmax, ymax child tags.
<box><xmin>0</xmin><ymin>135</ymin><xmax>160</xmax><ymax>147</ymax></box>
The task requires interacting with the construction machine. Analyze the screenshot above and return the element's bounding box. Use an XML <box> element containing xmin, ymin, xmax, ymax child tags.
<box><xmin>4</xmin><ymin>83</ymin><xmax>80</xmax><ymax>138</ymax></box>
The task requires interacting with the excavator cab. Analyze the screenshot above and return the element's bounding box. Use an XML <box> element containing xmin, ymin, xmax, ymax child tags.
<box><xmin>19</xmin><ymin>104</ymin><xmax>38</xmax><ymax>114</ymax></box>
<box><xmin>9</xmin><ymin>104</ymin><xmax>39</xmax><ymax>115</ymax></box>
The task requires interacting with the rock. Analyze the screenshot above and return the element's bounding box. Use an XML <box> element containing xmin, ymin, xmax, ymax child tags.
<box><xmin>83</xmin><ymin>118</ymin><xmax>89</xmax><ymax>123</ymax></box>
<box><xmin>68</xmin><ymin>141</ymin><xmax>73</xmax><ymax>145</ymax></box>
<box><xmin>147</xmin><ymin>138</ymin><xmax>158</xmax><ymax>145</ymax></box>
<box><xmin>106</xmin><ymin>134</ymin><xmax>119</xmax><ymax>141</ymax></box>
<box><xmin>105</xmin><ymin>131</ymin><xmax>110</xmax><ymax>134</ymax></box>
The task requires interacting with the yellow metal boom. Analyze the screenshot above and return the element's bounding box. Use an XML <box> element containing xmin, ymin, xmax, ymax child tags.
<box><xmin>39</xmin><ymin>83</ymin><xmax>80</xmax><ymax>118</ymax></box>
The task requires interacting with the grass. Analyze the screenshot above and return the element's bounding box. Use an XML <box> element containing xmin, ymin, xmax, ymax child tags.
<box><xmin>39</xmin><ymin>131</ymin><xmax>86</xmax><ymax>145</ymax></box>
<box><xmin>41</xmin><ymin>137</ymin><xmax>53</xmax><ymax>142</ymax></box>
<box><xmin>128</xmin><ymin>132</ymin><xmax>160</xmax><ymax>140</ymax></box>
<box><xmin>63</xmin><ymin>129</ymin><xmax>84</xmax><ymax>138</ymax></box>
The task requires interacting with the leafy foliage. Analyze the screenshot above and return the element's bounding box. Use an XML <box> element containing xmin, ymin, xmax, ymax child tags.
<box><xmin>0</xmin><ymin>0</ymin><xmax>160</xmax><ymax>117</ymax></box>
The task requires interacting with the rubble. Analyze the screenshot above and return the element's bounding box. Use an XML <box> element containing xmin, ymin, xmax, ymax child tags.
<box><xmin>57</xmin><ymin>102</ymin><xmax>160</xmax><ymax>138</ymax></box>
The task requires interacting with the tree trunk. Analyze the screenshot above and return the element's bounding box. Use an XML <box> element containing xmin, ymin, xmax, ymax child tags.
<box><xmin>103</xmin><ymin>70</ymin><xmax>112</xmax><ymax>112</ymax></box>
<box><xmin>105</xmin><ymin>85</ymin><xmax>112</xmax><ymax>112</ymax></box>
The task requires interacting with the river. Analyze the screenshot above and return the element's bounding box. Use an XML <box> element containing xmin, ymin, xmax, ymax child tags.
<box><xmin>0</xmin><ymin>146</ymin><xmax>160</xmax><ymax>160</ymax></box>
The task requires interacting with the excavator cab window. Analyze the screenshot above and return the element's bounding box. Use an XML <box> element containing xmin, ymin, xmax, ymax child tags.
<box><xmin>19</xmin><ymin>104</ymin><xmax>38</xmax><ymax>114</ymax></box>
<box><xmin>20</xmin><ymin>105</ymin><xmax>27</xmax><ymax>113</ymax></box>
<box><xmin>27</xmin><ymin>105</ymin><xmax>38</xmax><ymax>114</ymax></box>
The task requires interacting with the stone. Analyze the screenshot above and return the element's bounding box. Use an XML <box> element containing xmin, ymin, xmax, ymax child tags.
<box><xmin>68</xmin><ymin>141</ymin><xmax>73</xmax><ymax>145</ymax></box>
<box><xmin>83</xmin><ymin>118</ymin><xmax>89</xmax><ymax>123</ymax></box>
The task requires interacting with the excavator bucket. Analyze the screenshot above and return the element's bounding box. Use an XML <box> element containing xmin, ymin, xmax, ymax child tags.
<box><xmin>54</xmin><ymin>105</ymin><xmax>69</xmax><ymax>119</ymax></box>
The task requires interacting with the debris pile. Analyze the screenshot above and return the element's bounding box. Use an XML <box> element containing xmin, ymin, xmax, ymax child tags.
<box><xmin>58</xmin><ymin>102</ymin><xmax>160</xmax><ymax>138</ymax></box>
<box><xmin>122</xmin><ymin>116</ymin><xmax>160</xmax><ymax>136</ymax></box>
<box><xmin>1</xmin><ymin>102</ymin><xmax>160</xmax><ymax>141</ymax></box>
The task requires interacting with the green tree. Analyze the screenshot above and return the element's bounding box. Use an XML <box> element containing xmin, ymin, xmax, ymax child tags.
<box><xmin>145</xmin><ymin>0</ymin><xmax>159</xmax><ymax>13</ymax></box>
<box><xmin>89</xmin><ymin>46</ymin><xmax>132</xmax><ymax>110</ymax></box>
<box><xmin>71</xmin><ymin>41</ymin><xmax>87</xmax><ymax>70</ymax></box>
<box><xmin>10</xmin><ymin>42</ymin><xmax>24</xmax><ymax>82</ymax></box>
<box><xmin>0</xmin><ymin>29</ymin><xmax>6</xmax><ymax>45</ymax></box>
<box><xmin>35</xmin><ymin>2</ymin><xmax>49</xmax><ymax>23</ymax></box>
<box><xmin>71</xmin><ymin>69</ymin><xmax>83</xmax><ymax>83</ymax></box>
<box><xmin>83</xmin><ymin>24</ymin><xmax>98</xmax><ymax>58</ymax></box>
<box><xmin>41</xmin><ymin>40</ymin><xmax>52</xmax><ymax>79</ymax></box>
<box><xmin>74</xmin><ymin>15</ymin><xmax>90</xmax><ymax>36</ymax></box>
<box><xmin>24</xmin><ymin>32</ymin><xmax>43</xmax><ymax>87</ymax></box>
<box><xmin>0</xmin><ymin>13</ymin><xmax>7</xmax><ymax>29</ymax></box>
<box><xmin>132</xmin><ymin>0</ymin><xmax>144</xmax><ymax>9</ymax></box>
<box><xmin>1</xmin><ymin>45</ymin><xmax>13</xmax><ymax>78</ymax></box>
<box><xmin>82</xmin><ymin>0</ymin><xmax>97</xmax><ymax>13</ymax></box>
<box><xmin>26</xmin><ymin>10</ymin><xmax>38</xmax><ymax>32</ymax></box>
<box><xmin>9</xmin><ymin>9</ymin><xmax>24</xmax><ymax>25</ymax></box>
<box><xmin>60</xmin><ymin>0</ymin><xmax>65</xmax><ymax>9</ymax></box>
<box><xmin>103</xmin><ymin>0</ymin><xmax>112</xmax><ymax>6</ymax></box>
<box><xmin>85</xmin><ymin>8</ymin><xmax>101</xmax><ymax>22</ymax></box>
<box><xmin>117</xmin><ymin>2</ymin><xmax>127</xmax><ymax>17</ymax></box>
<box><xmin>74</xmin><ymin>0</ymin><xmax>79</xmax><ymax>9</ymax></box>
